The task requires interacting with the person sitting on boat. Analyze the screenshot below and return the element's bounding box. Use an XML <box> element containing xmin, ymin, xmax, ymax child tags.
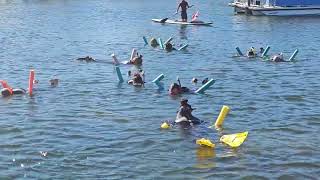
<box><xmin>129</xmin><ymin>54</ymin><xmax>143</xmax><ymax>66</ymax></box>
<box><xmin>247</xmin><ymin>47</ymin><xmax>256</xmax><ymax>57</ymax></box>
<box><xmin>0</xmin><ymin>80</ymin><xmax>26</xmax><ymax>97</ymax></box>
<box><xmin>177</xmin><ymin>0</ymin><xmax>192</xmax><ymax>22</ymax></box>
<box><xmin>165</xmin><ymin>42</ymin><xmax>176</xmax><ymax>52</ymax></box>
<box><xmin>128</xmin><ymin>72</ymin><xmax>144</xmax><ymax>86</ymax></box>
<box><xmin>190</xmin><ymin>11</ymin><xmax>203</xmax><ymax>23</ymax></box>
<box><xmin>175</xmin><ymin>98</ymin><xmax>201</xmax><ymax>126</ymax></box>
<box><xmin>271</xmin><ymin>53</ymin><xmax>285</xmax><ymax>62</ymax></box>
<box><xmin>150</xmin><ymin>38</ymin><xmax>158</xmax><ymax>47</ymax></box>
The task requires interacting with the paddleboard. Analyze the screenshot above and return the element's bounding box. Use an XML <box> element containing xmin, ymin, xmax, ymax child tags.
<box><xmin>152</xmin><ymin>19</ymin><xmax>213</xmax><ymax>26</ymax></box>
<box><xmin>121</xmin><ymin>61</ymin><xmax>130</xmax><ymax>65</ymax></box>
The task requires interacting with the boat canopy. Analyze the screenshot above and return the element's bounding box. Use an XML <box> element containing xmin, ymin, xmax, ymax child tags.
<box><xmin>269</xmin><ymin>0</ymin><xmax>320</xmax><ymax>6</ymax></box>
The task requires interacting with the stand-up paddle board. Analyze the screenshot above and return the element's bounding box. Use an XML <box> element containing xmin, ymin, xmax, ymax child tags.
<box><xmin>152</xmin><ymin>19</ymin><xmax>212</xmax><ymax>26</ymax></box>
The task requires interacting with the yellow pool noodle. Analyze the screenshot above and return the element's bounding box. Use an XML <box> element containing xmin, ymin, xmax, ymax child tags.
<box><xmin>214</xmin><ymin>105</ymin><xmax>230</xmax><ymax>127</ymax></box>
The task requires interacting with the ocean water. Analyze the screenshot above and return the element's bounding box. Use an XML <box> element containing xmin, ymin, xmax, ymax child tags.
<box><xmin>0</xmin><ymin>0</ymin><xmax>320</xmax><ymax>179</ymax></box>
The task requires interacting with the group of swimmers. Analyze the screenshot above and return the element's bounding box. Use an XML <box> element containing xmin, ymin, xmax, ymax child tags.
<box><xmin>246</xmin><ymin>47</ymin><xmax>285</xmax><ymax>62</ymax></box>
<box><xmin>0</xmin><ymin>79</ymin><xmax>59</xmax><ymax>97</ymax></box>
<box><xmin>149</xmin><ymin>38</ymin><xmax>177</xmax><ymax>52</ymax></box>
<box><xmin>169</xmin><ymin>77</ymin><xmax>209</xmax><ymax>95</ymax></box>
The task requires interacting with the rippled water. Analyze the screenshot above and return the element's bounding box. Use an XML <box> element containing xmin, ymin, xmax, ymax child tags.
<box><xmin>1</xmin><ymin>0</ymin><xmax>320</xmax><ymax>179</ymax></box>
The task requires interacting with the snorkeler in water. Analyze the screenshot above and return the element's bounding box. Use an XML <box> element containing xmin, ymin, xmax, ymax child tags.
<box><xmin>169</xmin><ymin>78</ymin><xmax>190</xmax><ymax>95</ymax></box>
<box><xmin>77</xmin><ymin>56</ymin><xmax>96</xmax><ymax>62</ymax></box>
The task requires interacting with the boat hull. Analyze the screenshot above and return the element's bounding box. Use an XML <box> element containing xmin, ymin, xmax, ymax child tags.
<box><xmin>251</xmin><ymin>7</ymin><xmax>320</xmax><ymax>16</ymax></box>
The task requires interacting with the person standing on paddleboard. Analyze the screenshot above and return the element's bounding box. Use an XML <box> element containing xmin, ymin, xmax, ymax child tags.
<box><xmin>177</xmin><ymin>0</ymin><xmax>192</xmax><ymax>22</ymax></box>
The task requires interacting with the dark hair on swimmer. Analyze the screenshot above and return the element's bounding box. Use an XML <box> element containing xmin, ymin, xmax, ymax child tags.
<box><xmin>181</xmin><ymin>98</ymin><xmax>188</xmax><ymax>103</ymax></box>
<box><xmin>192</xmin><ymin>78</ymin><xmax>198</xmax><ymax>83</ymax></box>
<box><xmin>202</xmin><ymin>78</ymin><xmax>209</xmax><ymax>85</ymax></box>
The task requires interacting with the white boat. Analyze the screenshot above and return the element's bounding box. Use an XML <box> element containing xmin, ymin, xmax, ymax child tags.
<box><xmin>229</xmin><ymin>0</ymin><xmax>264</xmax><ymax>14</ymax></box>
<box><xmin>229</xmin><ymin>0</ymin><xmax>320</xmax><ymax>16</ymax></box>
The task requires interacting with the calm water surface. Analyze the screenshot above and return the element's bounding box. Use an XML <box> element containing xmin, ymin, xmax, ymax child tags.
<box><xmin>0</xmin><ymin>0</ymin><xmax>320</xmax><ymax>179</ymax></box>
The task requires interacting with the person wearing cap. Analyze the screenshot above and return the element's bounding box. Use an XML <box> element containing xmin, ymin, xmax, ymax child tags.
<box><xmin>175</xmin><ymin>99</ymin><xmax>200</xmax><ymax>125</ymax></box>
<box><xmin>247</xmin><ymin>47</ymin><xmax>256</xmax><ymax>57</ymax></box>
<box><xmin>271</xmin><ymin>52</ymin><xmax>285</xmax><ymax>62</ymax></box>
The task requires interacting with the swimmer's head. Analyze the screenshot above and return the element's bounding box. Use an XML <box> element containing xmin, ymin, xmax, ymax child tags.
<box><xmin>49</xmin><ymin>79</ymin><xmax>59</xmax><ymax>87</ymax></box>
<box><xmin>202</xmin><ymin>78</ymin><xmax>209</xmax><ymax>85</ymax></box>
<box><xmin>192</xmin><ymin>78</ymin><xmax>198</xmax><ymax>83</ymax></box>
<box><xmin>150</xmin><ymin>38</ymin><xmax>158</xmax><ymax>47</ymax></box>
<box><xmin>180</xmin><ymin>98</ymin><xmax>188</xmax><ymax>106</ymax></box>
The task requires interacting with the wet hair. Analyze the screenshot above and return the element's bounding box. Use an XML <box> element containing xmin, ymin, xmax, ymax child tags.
<box><xmin>202</xmin><ymin>78</ymin><xmax>209</xmax><ymax>85</ymax></box>
<box><xmin>165</xmin><ymin>43</ymin><xmax>173</xmax><ymax>51</ymax></box>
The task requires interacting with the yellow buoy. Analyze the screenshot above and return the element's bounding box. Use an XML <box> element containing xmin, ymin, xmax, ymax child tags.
<box><xmin>160</xmin><ymin>122</ymin><xmax>170</xmax><ymax>129</ymax></box>
<box><xmin>214</xmin><ymin>105</ymin><xmax>230</xmax><ymax>128</ymax></box>
<box><xmin>220</xmin><ymin>131</ymin><xmax>248</xmax><ymax>148</ymax></box>
<box><xmin>196</xmin><ymin>138</ymin><xmax>215</xmax><ymax>148</ymax></box>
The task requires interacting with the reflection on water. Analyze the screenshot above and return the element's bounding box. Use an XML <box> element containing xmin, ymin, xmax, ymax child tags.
<box><xmin>179</xmin><ymin>25</ymin><xmax>188</xmax><ymax>40</ymax></box>
<box><xmin>195</xmin><ymin>146</ymin><xmax>216</xmax><ymax>169</ymax></box>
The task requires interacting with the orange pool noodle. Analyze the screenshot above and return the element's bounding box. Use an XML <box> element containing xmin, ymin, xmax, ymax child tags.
<box><xmin>28</xmin><ymin>70</ymin><xmax>35</xmax><ymax>96</ymax></box>
<box><xmin>0</xmin><ymin>80</ymin><xmax>13</xmax><ymax>95</ymax></box>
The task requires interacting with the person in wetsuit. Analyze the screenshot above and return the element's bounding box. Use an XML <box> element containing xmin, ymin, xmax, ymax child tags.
<box><xmin>177</xmin><ymin>0</ymin><xmax>192</xmax><ymax>22</ymax></box>
<box><xmin>175</xmin><ymin>99</ymin><xmax>200</xmax><ymax>126</ymax></box>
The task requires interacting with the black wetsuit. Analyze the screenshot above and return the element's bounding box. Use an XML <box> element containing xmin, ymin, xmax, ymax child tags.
<box><xmin>179</xmin><ymin>1</ymin><xmax>189</xmax><ymax>20</ymax></box>
<box><xmin>176</xmin><ymin>105</ymin><xmax>201</xmax><ymax>125</ymax></box>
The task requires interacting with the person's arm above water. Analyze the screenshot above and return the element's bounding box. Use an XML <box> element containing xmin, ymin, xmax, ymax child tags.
<box><xmin>176</xmin><ymin>3</ymin><xmax>181</xmax><ymax>13</ymax></box>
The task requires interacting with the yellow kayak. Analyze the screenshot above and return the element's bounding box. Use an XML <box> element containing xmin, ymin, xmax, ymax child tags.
<box><xmin>220</xmin><ymin>131</ymin><xmax>248</xmax><ymax>148</ymax></box>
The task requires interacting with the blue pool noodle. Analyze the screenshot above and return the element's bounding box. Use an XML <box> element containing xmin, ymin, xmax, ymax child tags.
<box><xmin>152</xmin><ymin>74</ymin><xmax>164</xmax><ymax>88</ymax></box>
<box><xmin>164</xmin><ymin>37</ymin><xmax>173</xmax><ymax>45</ymax></box>
<box><xmin>158</xmin><ymin>38</ymin><xmax>164</xmax><ymax>49</ymax></box>
<box><xmin>143</xmin><ymin>36</ymin><xmax>148</xmax><ymax>45</ymax></box>
<box><xmin>152</xmin><ymin>74</ymin><xmax>164</xmax><ymax>83</ymax></box>
<box><xmin>261</xmin><ymin>46</ymin><xmax>270</xmax><ymax>57</ymax></box>
<box><xmin>178</xmin><ymin>44</ymin><xmax>188</xmax><ymax>51</ymax></box>
<box><xmin>236</xmin><ymin>47</ymin><xmax>243</xmax><ymax>56</ymax></box>
<box><xmin>115</xmin><ymin>66</ymin><xmax>124</xmax><ymax>83</ymax></box>
<box><xmin>195</xmin><ymin>79</ymin><xmax>215</xmax><ymax>94</ymax></box>
<box><xmin>288</xmin><ymin>49</ymin><xmax>299</xmax><ymax>61</ymax></box>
